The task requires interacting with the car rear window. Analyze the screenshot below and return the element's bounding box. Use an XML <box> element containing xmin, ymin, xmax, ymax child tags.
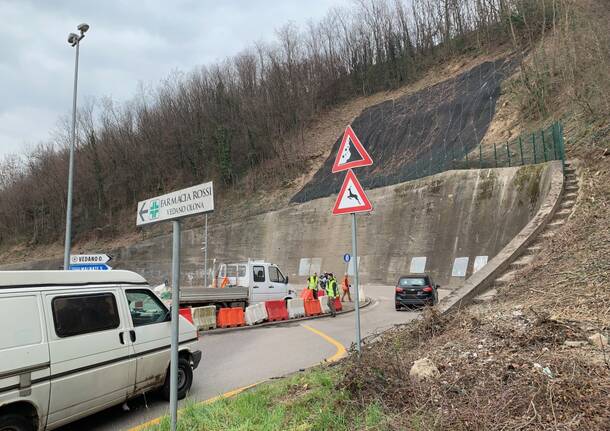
<box><xmin>399</xmin><ymin>277</ymin><xmax>428</xmax><ymax>287</ymax></box>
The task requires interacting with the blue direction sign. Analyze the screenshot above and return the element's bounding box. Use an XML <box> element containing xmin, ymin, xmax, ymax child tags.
<box><xmin>69</xmin><ymin>264</ymin><xmax>112</xmax><ymax>271</ymax></box>
<box><xmin>343</xmin><ymin>253</ymin><xmax>351</xmax><ymax>263</ymax></box>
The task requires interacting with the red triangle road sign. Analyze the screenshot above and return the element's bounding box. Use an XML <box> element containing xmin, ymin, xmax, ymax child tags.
<box><xmin>332</xmin><ymin>125</ymin><xmax>373</xmax><ymax>173</ymax></box>
<box><xmin>332</xmin><ymin>169</ymin><xmax>373</xmax><ymax>215</ymax></box>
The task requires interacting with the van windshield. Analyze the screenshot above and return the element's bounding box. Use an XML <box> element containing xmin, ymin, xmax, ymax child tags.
<box><xmin>399</xmin><ymin>277</ymin><xmax>428</xmax><ymax>287</ymax></box>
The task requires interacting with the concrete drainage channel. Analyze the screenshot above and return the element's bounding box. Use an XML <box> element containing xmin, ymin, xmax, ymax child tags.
<box><xmin>440</xmin><ymin>160</ymin><xmax>576</xmax><ymax>311</ymax></box>
<box><xmin>190</xmin><ymin>297</ymin><xmax>373</xmax><ymax>335</ymax></box>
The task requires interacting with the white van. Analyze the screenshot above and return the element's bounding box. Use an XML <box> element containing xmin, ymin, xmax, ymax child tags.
<box><xmin>0</xmin><ymin>270</ymin><xmax>201</xmax><ymax>431</ymax></box>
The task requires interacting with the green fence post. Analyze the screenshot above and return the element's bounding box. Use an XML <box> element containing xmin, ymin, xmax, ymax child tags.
<box><xmin>506</xmin><ymin>141</ymin><xmax>511</xmax><ymax>167</ymax></box>
<box><xmin>532</xmin><ymin>133</ymin><xmax>537</xmax><ymax>164</ymax></box>
<box><xmin>542</xmin><ymin>129</ymin><xmax>548</xmax><ymax>162</ymax></box>
<box><xmin>559</xmin><ymin>122</ymin><xmax>566</xmax><ymax>172</ymax></box>
<box><xmin>493</xmin><ymin>143</ymin><xmax>498</xmax><ymax>167</ymax></box>
<box><xmin>519</xmin><ymin>136</ymin><xmax>524</xmax><ymax>165</ymax></box>
<box><xmin>479</xmin><ymin>144</ymin><xmax>483</xmax><ymax>169</ymax></box>
<box><xmin>552</xmin><ymin>125</ymin><xmax>559</xmax><ymax>160</ymax></box>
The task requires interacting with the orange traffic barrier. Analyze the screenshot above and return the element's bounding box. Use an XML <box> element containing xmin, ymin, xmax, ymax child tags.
<box><xmin>334</xmin><ymin>298</ymin><xmax>343</xmax><ymax>312</ymax></box>
<box><xmin>300</xmin><ymin>289</ymin><xmax>314</xmax><ymax>301</ymax></box>
<box><xmin>265</xmin><ymin>300</ymin><xmax>289</xmax><ymax>321</ymax></box>
<box><xmin>217</xmin><ymin>307</ymin><xmax>245</xmax><ymax>328</ymax></box>
<box><xmin>179</xmin><ymin>307</ymin><xmax>194</xmax><ymax>324</ymax></box>
<box><xmin>318</xmin><ymin>289</ymin><xmax>325</xmax><ymax>297</ymax></box>
<box><xmin>304</xmin><ymin>299</ymin><xmax>322</xmax><ymax>316</ymax></box>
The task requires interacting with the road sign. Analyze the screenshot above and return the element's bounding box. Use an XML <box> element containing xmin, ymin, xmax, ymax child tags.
<box><xmin>332</xmin><ymin>125</ymin><xmax>373</xmax><ymax>173</ymax></box>
<box><xmin>136</xmin><ymin>181</ymin><xmax>214</xmax><ymax>431</ymax></box>
<box><xmin>69</xmin><ymin>264</ymin><xmax>112</xmax><ymax>271</ymax></box>
<box><xmin>343</xmin><ymin>253</ymin><xmax>351</xmax><ymax>263</ymax></box>
<box><xmin>70</xmin><ymin>254</ymin><xmax>111</xmax><ymax>265</ymax></box>
<box><xmin>332</xmin><ymin>170</ymin><xmax>373</xmax><ymax>215</ymax></box>
<box><xmin>136</xmin><ymin>181</ymin><xmax>214</xmax><ymax>226</ymax></box>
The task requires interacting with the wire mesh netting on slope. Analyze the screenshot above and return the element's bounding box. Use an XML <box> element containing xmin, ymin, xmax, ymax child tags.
<box><xmin>291</xmin><ymin>56</ymin><xmax>520</xmax><ymax>204</ymax></box>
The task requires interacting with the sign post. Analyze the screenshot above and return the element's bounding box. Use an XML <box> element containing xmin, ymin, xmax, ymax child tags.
<box><xmin>331</xmin><ymin>125</ymin><xmax>373</xmax><ymax>354</ymax></box>
<box><xmin>136</xmin><ymin>181</ymin><xmax>213</xmax><ymax>431</ymax></box>
<box><xmin>351</xmin><ymin>213</ymin><xmax>361</xmax><ymax>352</ymax></box>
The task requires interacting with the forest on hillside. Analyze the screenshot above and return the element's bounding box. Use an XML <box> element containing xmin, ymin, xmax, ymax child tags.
<box><xmin>0</xmin><ymin>0</ymin><xmax>604</xmax><ymax>245</ymax></box>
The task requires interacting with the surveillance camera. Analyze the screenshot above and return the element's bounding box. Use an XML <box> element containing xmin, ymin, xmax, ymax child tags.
<box><xmin>68</xmin><ymin>33</ymin><xmax>78</xmax><ymax>44</ymax></box>
<box><xmin>77</xmin><ymin>23</ymin><xmax>90</xmax><ymax>33</ymax></box>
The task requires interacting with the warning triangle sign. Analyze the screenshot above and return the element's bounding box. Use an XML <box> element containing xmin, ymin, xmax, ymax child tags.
<box><xmin>332</xmin><ymin>125</ymin><xmax>373</xmax><ymax>173</ymax></box>
<box><xmin>332</xmin><ymin>170</ymin><xmax>373</xmax><ymax>215</ymax></box>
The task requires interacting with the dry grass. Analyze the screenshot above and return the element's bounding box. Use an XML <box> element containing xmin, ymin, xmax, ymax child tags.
<box><xmin>340</xmin><ymin>126</ymin><xmax>610</xmax><ymax>430</ymax></box>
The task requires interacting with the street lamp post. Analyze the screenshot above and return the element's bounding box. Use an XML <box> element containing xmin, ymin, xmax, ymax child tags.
<box><xmin>63</xmin><ymin>23</ymin><xmax>89</xmax><ymax>270</ymax></box>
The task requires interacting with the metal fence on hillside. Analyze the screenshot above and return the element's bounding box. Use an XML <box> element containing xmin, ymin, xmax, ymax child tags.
<box><xmin>415</xmin><ymin>121</ymin><xmax>565</xmax><ymax>178</ymax></box>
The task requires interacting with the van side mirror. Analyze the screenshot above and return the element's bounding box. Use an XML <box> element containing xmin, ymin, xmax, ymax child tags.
<box><xmin>285</xmin><ymin>276</ymin><xmax>289</xmax><ymax>284</ymax></box>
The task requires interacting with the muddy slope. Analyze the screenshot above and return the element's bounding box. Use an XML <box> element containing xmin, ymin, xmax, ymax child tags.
<box><xmin>292</xmin><ymin>57</ymin><xmax>518</xmax><ymax>203</ymax></box>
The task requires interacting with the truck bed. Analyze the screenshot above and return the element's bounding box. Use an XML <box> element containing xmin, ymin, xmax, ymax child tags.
<box><xmin>179</xmin><ymin>286</ymin><xmax>249</xmax><ymax>305</ymax></box>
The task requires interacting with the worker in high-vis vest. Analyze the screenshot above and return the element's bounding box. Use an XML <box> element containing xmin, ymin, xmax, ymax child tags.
<box><xmin>307</xmin><ymin>272</ymin><xmax>319</xmax><ymax>299</ymax></box>
<box><xmin>326</xmin><ymin>274</ymin><xmax>339</xmax><ymax>317</ymax></box>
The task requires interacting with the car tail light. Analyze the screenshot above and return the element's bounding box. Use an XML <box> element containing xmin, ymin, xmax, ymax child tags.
<box><xmin>422</xmin><ymin>286</ymin><xmax>433</xmax><ymax>293</ymax></box>
<box><xmin>395</xmin><ymin>287</ymin><xmax>403</xmax><ymax>293</ymax></box>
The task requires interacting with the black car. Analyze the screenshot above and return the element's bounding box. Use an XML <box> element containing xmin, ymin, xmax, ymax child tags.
<box><xmin>395</xmin><ymin>274</ymin><xmax>439</xmax><ymax>310</ymax></box>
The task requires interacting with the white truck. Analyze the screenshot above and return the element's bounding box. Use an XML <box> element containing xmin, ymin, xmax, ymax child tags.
<box><xmin>178</xmin><ymin>260</ymin><xmax>296</xmax><ymax>308</ymax></box>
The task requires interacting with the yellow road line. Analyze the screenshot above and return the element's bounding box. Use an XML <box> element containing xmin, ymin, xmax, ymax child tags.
<box><xmin>301</xmin><ymin>324</ymin><xmax>348</xmax><ymax>362</ymax></box>
<box><xmin>127</xmin><ymin>381</ymin><xmax>261</xmax><ymax>431</ymax></box>
<box><xmin>128</xmin><ymin>325</ymin><xmax>347</xmax><ymax>430</ymax></box>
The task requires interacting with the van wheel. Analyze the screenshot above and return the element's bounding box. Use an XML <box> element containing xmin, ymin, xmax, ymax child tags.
<box><xmin>161</xmin><ymin>357</ymin><xmax>193</xmax><ymax>401</ymax></box>
<box><xmin>0</xmin><ymin>414</ymin><xmax>33</xmax><ymax>431</ymax></box>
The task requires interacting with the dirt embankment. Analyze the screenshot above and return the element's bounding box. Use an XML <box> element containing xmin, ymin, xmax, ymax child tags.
<box><xmin>340</xmin><ymin>135</ymin><xmax>610</xmax><ymax>429</ymax></box>
<box><xmin>291</xmin><ymin>56</ymin><xmax>519</xmax><ymax>203</ymax></box>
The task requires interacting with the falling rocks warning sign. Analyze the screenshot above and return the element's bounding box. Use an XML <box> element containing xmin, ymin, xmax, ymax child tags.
<box><xmin>332</xmin><ymin>125</ymin><xmax>373</xmax><ymax>173</ymax></box>
<box><xmin>332</xmin><ymin>169</ymin><xmax>373</xmax><ymax>215</ymax></box>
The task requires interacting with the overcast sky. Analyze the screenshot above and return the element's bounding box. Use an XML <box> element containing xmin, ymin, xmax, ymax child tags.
<box><xmin>0</xmin><ymin>0</ymin><xmax>350</xmax><ymax>157</ymax></box>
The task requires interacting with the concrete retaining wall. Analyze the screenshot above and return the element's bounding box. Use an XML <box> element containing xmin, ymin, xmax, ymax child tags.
<box><xmin>440</xmin><ymin>160</ymin><xmax>563</xmax><ymax>311</ymax></box>
<box><xmin>3</xmin><ymin>163</ymin><xmax>557</xmax><ymax>291</ymax></box>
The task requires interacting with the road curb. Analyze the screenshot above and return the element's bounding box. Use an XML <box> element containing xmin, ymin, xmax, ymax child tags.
<box><xmin>200</xmin><ymin>298</ymin><xmax>372</xmax><ymax>335</ymax></box>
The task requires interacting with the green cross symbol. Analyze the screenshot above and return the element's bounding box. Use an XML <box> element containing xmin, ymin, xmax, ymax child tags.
<box><xmin>149</xmin><ymin>200</ymin><xmax>160</xmax><ymax>219</ymax></box>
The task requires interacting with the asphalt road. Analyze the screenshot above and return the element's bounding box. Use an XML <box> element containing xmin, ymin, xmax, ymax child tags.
<box><xmin>60</xmin><ymin>285</ymin><xmax>436</xmax><ymax>431</ymax></box>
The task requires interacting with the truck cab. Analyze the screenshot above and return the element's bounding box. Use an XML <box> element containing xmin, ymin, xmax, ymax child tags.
<box><xmin>218</xmin><ymin>260</ymin><xmax>295</xmax><ymax>304</ymax></box>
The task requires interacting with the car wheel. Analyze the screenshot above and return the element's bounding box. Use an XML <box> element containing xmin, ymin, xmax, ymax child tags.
<box><xmin>161</xmin><ymin>357</ymin><xmax>194</xmax><ymax>401</ymax></box>
<box><xmin>395</xmin><ymin>305</ymin><xmax>401</xmax><ymax>311</ymax></box>
<box><xmin>0</xmin><ymin>414</ymin><xmax>34</xmax><ymax>431</ymax></box>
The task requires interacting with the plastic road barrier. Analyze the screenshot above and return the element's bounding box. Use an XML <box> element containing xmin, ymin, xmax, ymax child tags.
<box><xmin>245</xmin><ymin>303</ymin><xmax>268</xmax><ymax>326</ymax></box>
<box><xmin>179</xmin><ymin>307</ymin><xmax>194</xmax><ymax>324</ymax></box>
<box><xmin>265</xmin><ymin>300</ymin><xmax>289</xmax><ymax>321</ymax></box>
<box><xmin>304</xmin><ymin>299</ymin><xmax>322</xmax><ymax>316</ymax></box>
<box><xmin>318</xmin><ymin>297</ymin><xmax>330</xmax><ymax>314</ymax></box>
<box><xmin>217</xmin><ymin>307</ymin><xmax>245</xmax><ymax>328</ymax></box>
<box><xmin>287</xmin><ymin>298</ymin><xmax>305</xmax><ymax>319</ymax></box>
<box><xmin>192</xmin><ymin>305</ymin><xmax>217</xmax><ymax>330</ymax></box>
<box><xmin>334</xmin><ymin>298</ymin><xmax>343</xmax><ymax>312</ymax></box>
<box><xmin>300</xmin><ymin>289</ymin><xmax>314</xmax><ymax>301</ymax></box>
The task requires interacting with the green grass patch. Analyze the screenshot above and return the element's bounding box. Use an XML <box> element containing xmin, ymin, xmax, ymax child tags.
<box><xmin>146</xmin><ymin>368</ymin><xmax>390</xmax><ymax>431</ymax></box>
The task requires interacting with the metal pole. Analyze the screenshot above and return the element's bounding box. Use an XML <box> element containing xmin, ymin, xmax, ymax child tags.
<box><xmin>506</xmin><ymin>141</ymin><xmax>511</xmax><ymax>167</ymax></box>
<box><xmin>351</xmin><ymin>213</ymin><xmax>361</xmax><ymax>353</ymax></box>
<box><xmin>170</xmin><ymin>220</ymin><xmax>181</xmax><ymax>431</ymax></box>
<box><xmin>63</xmin><ymin>39</ymin><xmax>80</xmax><ymax>269</ymax></box>
<box><xmin>203</xmin><ymin>214</ymin><xmax>208</xmax><ymax>287</ymax></box>
<box><xmin>532</xmin><ymin>133</ymin><xmax>537</xmax><ymax>164</ymax></box>
<box><xmin>542</xmin><ymin>130</ymin><xmax>548</xmax><ymax>162</ymax></box>
<box><xmin>519</xmin><ymin>137</ymin><xmax>524</xmax><ymax>165</ymax></box>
